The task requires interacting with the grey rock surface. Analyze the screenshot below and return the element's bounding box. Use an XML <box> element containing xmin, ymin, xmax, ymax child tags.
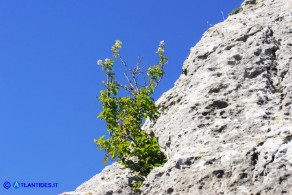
<box><xmin>60</xmin><ymin>163</ymin><xmax>139</xmax><ymax>195</ymax></box>
<box><xmin>61</xmin><ymin>0</ymin><xmax>292</xmax><ymax>194</ymax></box>
<box><xmin>142</xmin><ymin>0</ymin><xmax>292</xmax><ymax>194</ymax></box>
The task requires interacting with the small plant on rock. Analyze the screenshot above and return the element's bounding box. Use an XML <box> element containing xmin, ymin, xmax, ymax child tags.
<box><xmin>229</xmin><ymin>7</ymin><xmax>243</xmax><ymax>16</ymax></box>
<box><xmin>95</xmin><ymin>40</ymin><xmax>168</xmax><ymax>188</ymax></box>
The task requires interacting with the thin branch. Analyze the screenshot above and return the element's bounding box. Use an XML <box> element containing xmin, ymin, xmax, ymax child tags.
<box><xmin>124</xmin><ymin>72</ymin><xmax>134</xmax><ymax>89</ymax></box>
<box><xmin>131</xmin><ymin>56</ymin><xmax>146</xmax><ymax>93</ymax></box>
<box><xmin>130</xmin><ymin>57</ymin><xmax>143</xmax><ymax>93</ymax></box>
<box><xmin>118</xmin><ymin>53</ymin><xmax>135</xmax><ymax>92</ymax></box>
<box><xmin>131</xmin><ymin>70</ymin><xmax>139</xmax><ymax>93</ymax></box>
<box><xmin>106</xmin><ymin>74</ymin><xmax>110</xmax><ymax>97</ymax></box>
<box><xmin>143</xmin><ymin>76</ymin><xmax>148</xmax><ymax>88</ymax></box>
<box><xmin>119</xmin><ymin>85</ymin><xmax>133</xmax><ymax>95</ymax></box>
<box><xmin>136</xmin><ymin>56</ymin><xmax>144</xmax><ymax>70</ymax></box>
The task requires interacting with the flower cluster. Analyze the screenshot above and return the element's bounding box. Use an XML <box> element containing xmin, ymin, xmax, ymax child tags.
<box><xmin>97</xmin><ymin>58</ymin><xmax>110</xmax><ymax>66</ymax></box>
<box><xmin>97</xmin><ymin>60</ymin><xmax>103</xmax><ymax>66</ymax></box>
<box><xmin>111</xmin><ymin>40</ymin><xmax>122</xmax><ymax>54</ymax></box>
<box><xmin>157</xmin><ymin>40</ymin><xmax>165</xmax><ymax>53</ymax></box>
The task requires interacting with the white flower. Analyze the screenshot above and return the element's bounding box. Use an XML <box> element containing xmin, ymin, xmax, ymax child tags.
<box><xmin>157</xmin><ymin>47</ymin><xmax>163</xmax><ymax>53</ymax></box>
<box><xmin>156</xmin><ymin>40</ymin><xmax>165</xmax><ymax>53</ymax></box>
<box><xmin>97</xmin><ymin>60</ymin><xmax>103</xmax><ymax>65</ymax></box>
<box><xmin>115</xmin><ymin>40</ymin><xmax>122</xmax><ymax>46</ymax></box>
<box><xmin>105</xmin><ymin>58</ymin><xmax>110</xmax><ymax>62</ymax></box>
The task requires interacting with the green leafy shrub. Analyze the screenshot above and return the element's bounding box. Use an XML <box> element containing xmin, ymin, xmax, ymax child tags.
<box><xmin>95</xmin><ymin>40</ymin><xmax>168</xmax><ymax>187</ymax></box>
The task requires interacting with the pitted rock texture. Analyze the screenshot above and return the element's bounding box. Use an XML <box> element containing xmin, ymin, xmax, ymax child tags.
<box><xmin>60</xmin><ymin>163</ymin><xmax>139</xmax><ymax>195</ymax></box>
<box><xmin>61</xmin><ymin>0</ymin><xmax>292</xmax><ymax>194</ymax></box>
<box><xmin>142</xmin><ymin>0</ymin><xmax>292</xmax><ymax>194</ymax></box>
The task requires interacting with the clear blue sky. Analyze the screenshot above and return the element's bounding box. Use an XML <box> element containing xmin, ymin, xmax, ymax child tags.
<box><xmin>0</xmin><ymin>1</ymin><xmax>242</xmax><ymax>194</ymax></box>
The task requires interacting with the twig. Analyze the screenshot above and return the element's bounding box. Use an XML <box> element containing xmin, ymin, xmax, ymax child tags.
<box><xmin>118</xmin><ymin>53</ymin><xmax>135</xmax><ymax>92</ymax></box>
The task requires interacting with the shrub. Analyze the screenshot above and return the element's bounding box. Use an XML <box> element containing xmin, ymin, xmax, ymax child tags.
<box><xmin>95</xmin><ymin>40</ymin><xmax>168</xmax><ymax>187</ymax></box>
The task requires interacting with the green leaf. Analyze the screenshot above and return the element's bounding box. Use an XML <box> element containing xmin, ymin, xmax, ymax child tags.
<box><xmin>95</xmin><ymin>40</ymin><xmax>168</xmax><ymax>187</ymax></box>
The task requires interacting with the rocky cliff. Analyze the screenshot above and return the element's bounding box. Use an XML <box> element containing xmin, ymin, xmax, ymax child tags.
<box><xmin>61</xmin><ymin>0</ymin><xmax>292</xmax><ymax>194</ymax></box>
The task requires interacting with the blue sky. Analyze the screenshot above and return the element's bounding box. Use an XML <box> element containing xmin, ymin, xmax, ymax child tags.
<box><xmin>0</xmin><ymin>1</ymin><xmax>242</xmax><ymax>194</ymax></box>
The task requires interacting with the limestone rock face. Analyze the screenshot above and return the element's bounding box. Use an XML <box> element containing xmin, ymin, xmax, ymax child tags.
<box><xmin>60</xmin><ymin>163</ymin><xmax>139</xmax><ymax>195</ymax></box>
<box><xmin>141</xmin><ymin>0</ymin><xmax>292</xmax><ymax>194</ymax></box>
<box><xmin>61</xmin><ymin>0</ymin><xmax>292</xmax><ymax>194</ymax></box>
